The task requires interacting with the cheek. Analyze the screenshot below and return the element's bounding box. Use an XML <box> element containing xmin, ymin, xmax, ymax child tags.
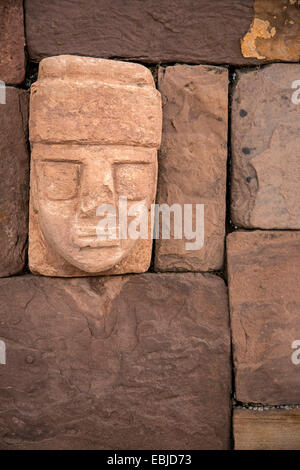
<box><xmin>39</xmin><ymin>199</ymin><xmax>76</xmax><ymax>218</ymax></box>
<box><xmin>38</xmin><ymin>200</ymin><xmax>76</xmax><ymax>246</ymax></box>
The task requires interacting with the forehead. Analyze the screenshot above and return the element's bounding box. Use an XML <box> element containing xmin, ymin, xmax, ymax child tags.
<box><xmin>32</xmin><ymin>144</ymin><xmax>157</xmax><ymax>164</ymax></box>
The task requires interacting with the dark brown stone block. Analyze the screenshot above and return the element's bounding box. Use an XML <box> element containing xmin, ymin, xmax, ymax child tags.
<box><xmin>154</xmin><ymin>65</ymin><xmax>228</xmax><ymax>272</ymax></box>
<box><xmin>0</xmin><ymin>273</ymin><xmax>231</xmax><ymax>450</ymax></box>
<box><xmin>0</xmin><ymin>0</ymin><xmax>25</xmax><ymax>85</ymax></box>
<box><xmin>228</xmin><ymin>231</ymin><xmax>300</xmax><ymax>404</ymax></box>
<box><xmin>0</xmin><ymin>88</ymin><xmax>29</xmax><ymax>277</ymax></box>
<box><xmin>25</xmin><ymin>0</ymin><xmax>255</xmax><ymax>65</ymax></box>
<box><xmin>241</xmin><ymin>0</ymin><xmax>300</xmax><ymax>62</ymax></box>
<box><xmin>231</xmin><ymin>64</ymin><xmax>300</xmax><ymax>229</ymax></box>
<box><xmin>234</xmin><ymin>408</ymin><xmax>300</xmax><ymax>450</ymax></box>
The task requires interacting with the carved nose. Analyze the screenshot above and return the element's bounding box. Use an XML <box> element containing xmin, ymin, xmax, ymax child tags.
<box><xmin>79</xmin><ymin>162</ymin><xmax>115</xmax><ymax>217</ymax></box>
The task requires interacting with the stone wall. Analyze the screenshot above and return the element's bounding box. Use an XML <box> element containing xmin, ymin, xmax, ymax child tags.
<box><xmin>0</xmin><ymin>0</ymin><xmax>300</xmax><ymax>450</ymax></box>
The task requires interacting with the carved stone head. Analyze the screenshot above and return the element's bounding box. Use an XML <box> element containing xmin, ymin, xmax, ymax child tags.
<box><xmin>29</xmin><ymin>56</ymin><xmax>162</xmax><ymax>276</ymax></box>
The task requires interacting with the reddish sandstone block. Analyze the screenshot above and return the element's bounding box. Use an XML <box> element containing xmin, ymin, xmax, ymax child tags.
<box><xmin>0</xmin><ymin>0</ymin><xmax>25</xmax><ymax>85</ymax></box>
<box><xmin>154</xmin><ymin>65</ymin><xmax>228</xmax><ymax>272</ymax></box>
<box><xmin>0</xmin><ymin>88</ymin><xmax>29</xmax><ymax>277</ymax></box>
<box><xmin>0</xmin><ymin>273</ymin><xmax>231</xmax><ymax>450</ymax></box>
<box><xmin>231</xmin><ymin>64</ymin><xmax>300</xmax><ymax>229</ymax></box>
<box><xmin>234</xmin><ymin>408</ymin><xmax>300</xmax><ymax>450</ymax></box>
<box><xmin>228</xmin><ymin>231</ymin><xmax>300</xmax><ymax>404</ymax></box>
<box><xmin>241</xmin><ymin>0</ymin><xmax>300</xmax><ymax>62</ymax></box>
<box><xmin>25</xmin><ymin>0</ymin><xmax>255</xmax><ymax>65</ymax></box>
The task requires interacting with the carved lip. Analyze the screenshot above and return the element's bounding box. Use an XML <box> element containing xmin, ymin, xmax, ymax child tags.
<box><xmin>73</xmin><ymin>223</ymin><xmax>120</xmax><ymax>248</ymax></box>
<box><xmin>73</xmin><ymin>235</ymin><xmax>120</xmax><ymax>248</ymax></box>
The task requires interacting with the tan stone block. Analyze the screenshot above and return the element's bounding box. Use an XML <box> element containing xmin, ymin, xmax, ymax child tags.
<box><xmin>234</xmin><ymin>408</ymin><xmax>300</xmax><ymax>450</ymax></box>
<box><xmin>154</xmin><ymin>65</ymin><xmax>228</xmax><ymax>272</ymax></box>
<box><xmin>29</xmin><ymin>55</ymin><xmax>162</xmax><ymax>276</ymax></box>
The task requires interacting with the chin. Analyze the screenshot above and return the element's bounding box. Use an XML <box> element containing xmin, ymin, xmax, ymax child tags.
<box><xmin>74</xmin><ymin>261</ymin><xmax>118</xmax><ymax>274</ymax></box>
<box><xmin>65</xmin><ymin>248</ymin><xmax>126</xmax><ymax>273</ymax></box>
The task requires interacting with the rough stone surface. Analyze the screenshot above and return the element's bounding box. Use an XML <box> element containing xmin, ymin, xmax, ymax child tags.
<box><xmin>241</xmin><ymin>0</ymin><xmax>300</xmax><ymax>62</ymax></box>
<box><xmin>154</xmin><ymin>65</ymin><xmax>228</xmax><ymax>272</ymax></box>
<box><xmin>0</xmin><ymin>273</ymin><xmax>231</xmax><ymax>450</ymax></box>
<box><xmin>0</xmin><ymin>87</ymin><xmax>29</xmax><ymax>277</ymax></box>
<box><xmin>231</xmin><ymin>64</ymin><xmax>300</xmax><ymax>229</ymax></box>
<box><xmin>25</xmin><ymin>0</ymin><xmax>256</xmax><ymax>65</ymax></box>
<box><xmin>234</xmin><ymin>408</ymin><xmax>300</xmax><ymax>450</ymax></box>
<box><xmin>29</xmin><ymin>55</ymin><xmax>162</xmax><ymax>277</ymax></box>
<box><xmin>0</xmin><ymin>0</ymin><xmax>25</xmax><ymax>85</ymax></box>
<box><xmin>227</xmin><ymin>230</ymin><xmax>300</xmax><ymax>405</ymax></box>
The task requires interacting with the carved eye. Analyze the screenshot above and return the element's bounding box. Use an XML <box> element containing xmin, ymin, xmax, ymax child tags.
<box><xmin>39</xmin><ymin>162</ymin><xmax>80</xmax><ymax>200</ymax></box>
<box><xmin>114</xmin><ymin>163</ymin><xmax>154</xmax><ymax>200</ymax></box>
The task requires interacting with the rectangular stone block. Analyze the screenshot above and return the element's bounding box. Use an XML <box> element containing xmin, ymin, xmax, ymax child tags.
<box><xmin>29</xmin><ymin>56</ymin><xmax>162</xmax><ymax>277</ymax></box>
<box><xmin>234</xmin><ymin>408</ymin><xmax>300</xmax><ymax>450</ymax></box>
<box><xmin>0</xmin><ymin>87</ymin><xmax>29</xmax><ymax>277</ymax></box>
<box><xmin>154</xmin><ymin>65</ymin><xmax>228</xmax><ymax>272</ymax></box>
<box><xmin>25</xmin><ymin>0</ymin><xmax>256</xmax><ymax>65</ymax></box>
<box><xmin>0</xmin><ymin>0</ymin><xmax>25</xmax><ymax>85</ymax></box>
<box><xmin>231</xmin><ymin>64</ymin><xmax>300</xmax><ymax>229</ymax></box>
<box><xmin>227</xmin><ymin>231</ymin><xmax>300</xmax><ymax>404</ymax></box>
<box><xmin>241</xmin><ymin>0</ymin><xmax>300</xmax><ymax>62</ymax></box>
<box><xmin>30</xmin><ymin>57</ymin><xmax>161</xmax><ymax>147</ymax></box>
<box><xmin>0</xmin><ymin>273</ymin><xmax>231</xmax><ymax>450</ymax></box>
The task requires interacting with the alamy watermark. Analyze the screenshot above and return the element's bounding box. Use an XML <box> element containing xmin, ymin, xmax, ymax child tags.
<box><xmin>0</xmin><ymin>340</ymin><xmax>5</xmax><ymax>365</ymax></box>
<box><xmin>291</xmin><ymin>340</ymin><xmax>300</xmax><ymax>365</ymax></box>
<box><xmin>0</xmin><ymin>80</ymin><xmax>6</xmax><ymax>104</ymax></box>
<box><xmin>291</xmin><ymin>80</ymin><xmax>300</xmax><ymax>105</ymax></box>
<box><xmin>96</xmin><ymin>197</ymin><xmax>204</xmax><ymax>250</ymax></box>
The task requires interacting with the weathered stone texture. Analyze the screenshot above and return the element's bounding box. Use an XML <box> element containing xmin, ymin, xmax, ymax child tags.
<box><xmin>241</xmin><ymin>0</ymin><xmax>300</xmax><ymax>62</ymax></box>
<box><xmin>231</xmin><ymin>64</ymin><xmax>300</xmax><ymax>229</ymax></box>
<box><xmin>154</xmin><ymin>65</ymin><xmax>228</xmax><ymax>272</ymax></box>
<box><xmin>234</xmin><ymin>408</ymin><xmax>300</xmax><ymax>450</ymax></box>
<box><xmin>25</xmin><ymin>0</ymin><xmax>256</xmax><ymax>65</ymax></box>
<box><xmin>228</xmin><ymin>231</ymin><xmax>300</xmax><ymax>404</ymax></box>
<box><xmin>0</xmin><ymin>273</ymin><xmax>231</xmax><ymax>450</ymax></box>
<box><xmin>0</xmin><ymin>0</ymin><xmax>25</xmax><ymax>85</ymax></box>
<box><xmin>0</xmin><ymin>88</ymin><xmax>29</xmax><ymax>277</ymax></box>
<box><xmin>29</xmin><ymin>56</ymin><xmax>162</xmax><ymax>277</ymax></box>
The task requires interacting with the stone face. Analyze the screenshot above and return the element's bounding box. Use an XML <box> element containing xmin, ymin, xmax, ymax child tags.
<box><xmin>227</xmin><ymin>230</ymin><xmax>300</xmax><ymax>405</ymax></box>
<box><xmin>25</xmin><ymin>0</ymin><xmax>256</xmax><ymax>65</ymax></box>
<box><xmin>0</xmin><ymin>273</ymin><xmax>231</xmax><ymax>450</ymax></box>
<box><xmin>0</xmin><ymin>0</ymin><xmax>25</xmax><ymax>85</ymax></box>
<box><xmin>154</xmin><ymin>65</ymin><xmax>228</xmax><ymax>272</ymax></box>
<box><xmin>234</xmin><ymin>408</ymin><xmax>300</xmax><ymax>450</ymax></box>
<box><xmin>29</xmin><ymin>55</ymin><xmax>162</xmax><ymax>276</ymax></box>
<box><xmin>231</xmin><ymin>64</ymin><xmax>300</xmax><ymax>229</ymax></box>
<box><xmin>241</xmin><ymin>0</ymin><xmax>300</xmax><ymax>62</ymax></box>
<box><xmin>0</xmin><ymin>88</ymin><xmax>29</xmax><ymax>277</ymax></box>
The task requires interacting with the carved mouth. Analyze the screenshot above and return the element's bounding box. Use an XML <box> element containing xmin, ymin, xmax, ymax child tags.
<box><xmin>73</xmin><ymin>237</ymin><xmax>120</xmax><ymax>248</ymax></box>
<box><xmin>74</xmin><ymin>236</ymin><xmax>120</xmax><ymax>248</ymax></box>
<box><xmin>73</xmin><ymin>222</ymin><xmax>120</xmax><ymax>248</ymax></box>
